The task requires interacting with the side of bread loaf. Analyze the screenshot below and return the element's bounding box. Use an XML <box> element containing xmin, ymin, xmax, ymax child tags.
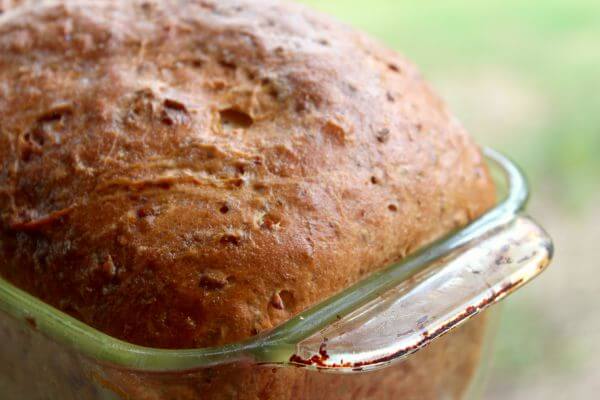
<box><xmin>0</xmin><ymin>0</ymin><xmax>495</xmax><ymax>348</ymax></box>
<box><xmin>0</xmin><ymin>297</ymin><xmax>490</xmax><ymax>399</ymax></box>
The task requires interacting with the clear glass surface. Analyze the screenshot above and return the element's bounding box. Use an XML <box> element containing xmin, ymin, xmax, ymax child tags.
<box><xmin>0</xmin><ymin>148</ymin><xmax>553</xmax><ymax>399</ymax></box>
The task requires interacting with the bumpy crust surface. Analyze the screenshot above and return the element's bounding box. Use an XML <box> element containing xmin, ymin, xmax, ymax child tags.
<box><xmin>0</xmin><ymin>0</ymin><xmax>495</xmax><ymax>348</ymax></box>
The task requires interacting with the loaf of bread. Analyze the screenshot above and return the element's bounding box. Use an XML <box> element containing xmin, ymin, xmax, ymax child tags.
<box><xmin>0</xmin><ymin>0</ymin><xmax>494</xmax><ymax>352</ymax></box>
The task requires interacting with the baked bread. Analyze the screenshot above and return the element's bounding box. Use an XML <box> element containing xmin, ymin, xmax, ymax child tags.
<box><xmin>0</xmin><ymin>0</ymin><xmax>494</xmax><ymax>352</ymax></box>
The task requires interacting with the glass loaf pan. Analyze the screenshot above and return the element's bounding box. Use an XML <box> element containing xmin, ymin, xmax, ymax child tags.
<box><xmin>0</xmin><ymin>148</ymin><xmax>553</xmax><ymax>400</ymax></box>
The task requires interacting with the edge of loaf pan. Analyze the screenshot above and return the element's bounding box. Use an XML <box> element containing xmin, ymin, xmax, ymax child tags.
<box><xmin>0</xmin><ymin>148</ymin><xmax>553</xmax><ymax>373</ymax></box>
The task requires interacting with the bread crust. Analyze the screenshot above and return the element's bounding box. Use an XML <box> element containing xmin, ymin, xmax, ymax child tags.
<box><xmin>0</xmin><ymin>0</ymin><xmax>495</xmax><ymax>349</ymax></box>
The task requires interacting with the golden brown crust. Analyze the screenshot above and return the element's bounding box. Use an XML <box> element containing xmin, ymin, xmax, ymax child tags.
<box><xmin>0</xmin><ymin>0</ymin><xmax>495</xmax><ymax>348</ymax></box>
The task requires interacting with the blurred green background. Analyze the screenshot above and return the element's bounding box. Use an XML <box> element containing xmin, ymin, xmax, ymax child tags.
<box><xmin>300</xmin><ymin>1</ymin><xmax>599</xmax><ymax>398</ymax></box>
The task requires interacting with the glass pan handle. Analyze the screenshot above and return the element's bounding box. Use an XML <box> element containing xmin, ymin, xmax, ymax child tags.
<box><xmin>287</xmin><ymin>215</ymin><xmax>552</xmax><ymax>372</ymax></box>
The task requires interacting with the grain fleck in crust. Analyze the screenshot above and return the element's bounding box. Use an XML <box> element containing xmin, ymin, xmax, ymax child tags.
<box><xmin>0</xmin><ymin>0</ymin><xmax>494</xmax><ymax>353</ymax></box>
